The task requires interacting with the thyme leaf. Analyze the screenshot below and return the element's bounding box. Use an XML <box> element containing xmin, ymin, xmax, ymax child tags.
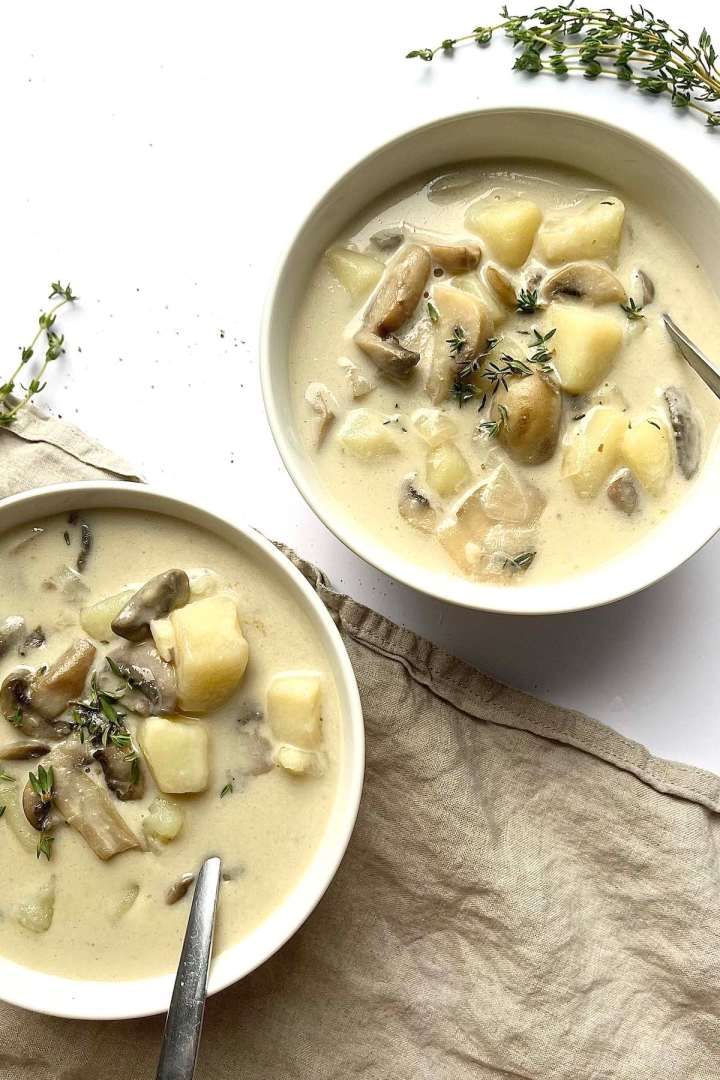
<box><xmin>504</xmin><ymin>550</ymin><xmax>537</xmax><ymax>572</ymax></box>
<box><xmin>622</xmin><ymin>297</ymin><xmax>646</xmax><ymax>320</ymax></box>
<box><xmin>220</xmin><ymin>781</ymin><xmax>234</xmax><ymax>798</ymax></box>
<box><xmin>477</xmin><ymin>403</ymin><xmax>509</xmax><ymax>439</ymax></box>
<box><xmin>36</xmin><ymin>834</ymin><xmax>54</xmax><ymax>860</ymax></box>
<box><xmin>516</xmin><ymin>287</ymin><xmax>540</xmax><ymax>314</ymax></box>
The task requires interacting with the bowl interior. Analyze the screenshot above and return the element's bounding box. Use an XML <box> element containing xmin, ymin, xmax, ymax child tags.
<box><xmin>263</xmin><ymin>108</ymin><xmax>720</xmax><ymax>614</ymax></box>
<box><xmin>0</xmin><ymin>482</ymin><xmax>364</xmax><ymax>1019</ymax></box>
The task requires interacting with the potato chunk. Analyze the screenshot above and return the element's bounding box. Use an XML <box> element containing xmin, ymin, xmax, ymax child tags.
<box><xmin>143</xmin><ymin>796</ymin><xmax>184</xmax><ymax>842</ymax></box>
<box><xmin>14</xmin><ymin>877</ymin><xmax>55</xmax><ymax>934</ymax></box>
<box><xmin>325</xmin><ymin>247</ymin><xmax>384</xmax><ymax>301</ymax></box>
<box><xmin>80</xmin><ymin>589</ymin><xmax>135</xmax><ymax>641</ymax></box>
<box><xmin>550</xmin><ymin>302</ymin><xmax>623</xmax><ymax>394</ymax></box>
<box><xmin>171</xmin><ymin>595</ymin><xmax>249</xmax><ymax>713</ymax></box>
<box><xmin>563</xmin><ymin>406</ymin><xmax>627</xmax><ymax>498</ymax></box>
<box><xmin>412</xmin><ymin>408</ymin><xmax>458</xmax><ymax>449</ymax></box>
<box><xmin>464</xmin><ymin>198</ymin><xmax>542</xmax><ymax>268</ymax></box>
<box><xmin>479</xmin><ymin>463</ymin><xmax>545</xmax><ymax>525</ymax></box>
<box><xmin>622</xmin><ymin>420</ymin><xmax>672</xmax><ymax>495</ymax></box>
<box><xmin>426</xmin><ymin>442</ymin><xmax>472</xmax><ymax>498</ymax></box>
<box><xmin>276</xmin><ymin>745</ymin><xmax>326</xmax><ymax>777</ymax></box>
<box><xmin>538</xmin><ymin>198</ymin><xmax>625</xmax><ymax>264</ymax></box>
<box><xmin>267</xmin><ymin>672</ymin><xmax>322</xmax><ymax>749</ymax></box>
<box><xmin>338</xmin><ymin>408</ymin><xmax>399</xmax><ymax>459</ymax></box>
<box><xmin>140</xmin><ymin>715</ymin><xmax>209</xmax><ymax>794</ymax></box>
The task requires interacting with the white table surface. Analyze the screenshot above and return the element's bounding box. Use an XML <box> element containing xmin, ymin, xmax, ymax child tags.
<box><xmin>1</xmin><ymin>0</ymin><xmax>719</xmax><ymax>772</ymax></box>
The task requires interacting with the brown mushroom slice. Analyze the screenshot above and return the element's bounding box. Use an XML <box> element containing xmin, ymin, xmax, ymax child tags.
<box><xmin>629</xmin><ymin>268</ymin><xmax>655</xmax><ymax>308</ymax></box>
<box><xmin>664</xmin><ymin>386</ymin><xmax>702</xmax><ymax>479</ymax></box>
<box><xmin>353</xmin><ymin>328</ymin><xmax>420</xmax><ymax>379</ymax></box>
<box><xmin>607</xmin><ymin>468</ymin><xmax>639</xmax><ymax>516</ymax></box>
<box><xmin>95</xmin><ymin>744</ymin><xmax>144</xmax><ymax>801</ymax></box>
<box><xmin>428</xmin><ymin>243</ymin><xmax>482</xmax><ymax>275</ymax></box>
<box><xmin>166</xmin><ymin>874</ymin><xmax>195</xmax><ymax>905</ymax></box>
<box><xmin>107</xmin><ymin>641</ymin><xmax>177</xmax><ymax>714</ymax></box>
<box><xmin>542</xmin><ymin>263</ymin><xmax>626</xmax><ymax>305</ymax></box>
<box><xmin>22</xmin><ymin>777</ymin><xmax>56</xmax><ymax>832</ymax></box>
<box><xmin>0</xmin><ymin>669</ymin><xmax>57</xmax><ymax>739</ymax></box>
<box><xmin>398</xmin><ymin>475</ymin><xmax>438</xmax><ymax>532</ymax></box>
<box><xmin>0</xmin><ymin>739</ymin><xmax>51</xmax><ymax>761</ymax></box>
<box><xmin>369</xmin><ymin>226</ymin><xmax>404</xmax><ymax>252</ymax></box>
<box><xmin>112</xmin><ymin>570</ymin><xmax>191</xmax><ymax>643</ymax></box>
<box><xmin>363</xmin><ymin>244</ymin><xmax>431</xmax><ymax>336</ymax></box>
<box><xmin>484</xmin><ymin>266</ymin><xmax>516</xmax><ymax>309</ymax></box>
<box><xmin>47</xmin><ymin>740</ymin><xmax>140</xmax><ymax>860</ymax></box>
<box><xmin>304</xmin><ymin>382</ymin><xmax>338</xmax><ymax>447</ymax></box>
<box><xmin>31</xmin><ymin>639</ymin><xmax>96</xmax><ymax>720</ymax></box>
<box><xmin>0</xmin><ymin>616</ymin><xmax>25</xmax><ymax>659</ymax></box>
<box><xmin>491</xmin><ymin>374</ymin><xmax>561</xmax><ymax>466</ymax></box>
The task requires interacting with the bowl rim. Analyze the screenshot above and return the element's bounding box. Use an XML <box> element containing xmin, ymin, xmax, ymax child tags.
<box><xmin>260</xmin><ymin>104</ymin><xmax>720</xmax><ymax>615</ymax></box>
<box><xmin>0</xmin><ymin>480</ymin><xmax>365</xmax><ymax>1020</ymax></box>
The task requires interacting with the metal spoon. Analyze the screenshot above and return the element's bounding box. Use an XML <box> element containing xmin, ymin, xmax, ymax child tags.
<box><xmin>156</xmin><ymin>856</ymin><xmax>222</xmax><ymax>1080</ymax></box>
<box><xmin>664</xmin><ymin>314</ymin><xmax>720</xmax><ymax>400</ymax></box>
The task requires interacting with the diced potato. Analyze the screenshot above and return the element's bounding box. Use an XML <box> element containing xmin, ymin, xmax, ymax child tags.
<box><xmin>276</xmin><ymin>745</ymin><xmax>326</xmax><ymax>777</ymax></box>
<box><xmin>110</xmin><ymin>883</ymin><xmax>140</xmax><ymax>922</ymax></box>
<box><xmin>412</xmin><ymin>408</ymin><xmax>458</xmax><ymax>449</ymax></box>
<box><xmin>425</xmin><ymin>284</ymin><xmax>494</xmax><ymax>403</ymax></box>
<box><xmin>481</xmin><ymin>525</ymin><xmax>539</xmax><ymax>574</ymax></box>
<box><xmin>338</xmin><ymin>408</ymin><xmax>399</xmax><ymax>459</ymax></box>
<box><xmin>14</xmin><ymin>877</ymin><xmax>55</xmax><ymax>933</ymax></box>
<box><xmin>538</xmin><ymin>198</ymin><xmax>625</xmax><ymax>264</ymax></box>
<box><xmin>325</xmin><ymin>247</ymin><xmax>384</xmax><ymax>301</ymax></box>
<box><xmin>171</xmin><ymin>595</ymin><xmax>249</xmax><ymax>713</ymax></box>
<box><xmin>143</xmin><ymin>796</ymin><xmax>185</xmax><ymax>842</ymax></box>
<box><xmin>426</xmin><ymin>442</ymin><xmax>472</xmax><ymax>498</ymax></box>
<box><xmin>80</xmin><ymin>589</ymin><xmax>135</xmax><ymax>641</ymax></box>
<box><xmin>187</xmin><ymin>568</ymin><xmax>221</xmax><ymax>599</ymax></box>
<box><xmin>436</xmin><ymin>517</ymin><xmax>474</xmax><ymax>572</ymax></box>
<box><xmin>550</xmin><ymin>302</ymin><xmax>623</xmax><ymax>394</ymax></box>
<box><xmin>150</xmin><ymin>617</ymin><xmax>176</xmax><ymax>662</ymax></box>
<box><xmin>140</xmin><ymin>716</ymin><xmax>209</xmax><ymax>794</ymax></box>
<box><xmin>453</xmin><ymin>485</ymin><xmax>490</xmax><ymax>537</ymax></box>
<box><xmin>563</xmin><ymin>406</ymin><xmax>627</xmax><ymax>498</ymax></box>
<box><xmin>479</xmin><ymin>464</ymin><xmax>545</xmax><ymax>525</ymax></box>
<box><xmin>464</xmin><ymin>198</ymin><xmax>542</xmax><ymax>268</ymax></box>
<box><xmin>622</xmin><ymin>420</ymin><xmax>672</xmax><ymax>495</ymax></box>
<box><xmin>267</xmin><ymin>672</ymin><xmax>322</xmax><ymax>749</ymax></box>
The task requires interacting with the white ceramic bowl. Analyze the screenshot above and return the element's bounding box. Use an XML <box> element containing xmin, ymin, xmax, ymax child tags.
<box><xmin>0</xmin><ymin>481</ymin><xmax>364</xmax><ymax>1020</ymax></box>
<box><xmin>261</xmin><ymin>107</ymin><xmax>720</xmax><ymax>614</ymax></box>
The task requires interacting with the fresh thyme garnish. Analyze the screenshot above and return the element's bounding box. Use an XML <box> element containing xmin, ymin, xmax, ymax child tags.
<box><xmin>450</xmin><ymin>336</ymin><xmax>501</xmax><ymax>407</ymax></box>
<box><xmin>477</xmin><ymin>403</ymin><xmax>509</xmax><ymax>439</ymax></box>
<box><xmin>0</xmin><ymin>806</ymin><xmax>5</xmax><ymax>819</ymax></box>
<box><xmin>621</xmin><ymin>297</ymin><xmax>646</xmax><ymax>321</ymax></box>
<box><xmin>408</xmin><ymin>6</ymin><xmax>720</xmax><ymax>128</ymax></box>
<box><xmin>8</xmin><ymin>707</ymin><xmax>23</xmax><ymax>728</ymax></box>
<box><xmin>516</xmin><ymin>287</ymin><xmax>540</xmax><ymax>314</ymax></box>
<box><xmin>527</xmin><ymin>327</ymin><xmax>556</xmax><ymax>373</ymax></box>
<box><xmin>572</xmin><ymin>412</ymin><xmax>587</xmax><ymax>421</ymax></box>
<box><xmin>36</xmin><ymin>834</ymin><xmax>54</xmax><ymax>861</ymax></box>
<box><xmin>447</xmin><ymin>324</ymin><xmax>467</xmax><ymax>356</ymax></box>
<box><xmin>647</xmin><ymin>418</ymin><xmax>661</xmax><ymax>429</ymax></box>
<box><xmin>427</xmin><ymin>299</ymin><xmax>439</xmax><ymax>323</ymax></box>
<box><xmin>220</xmin><ymin>781</ymin><xmax>234</xmax><ymax>798</ymax></box>
<box><xmin>29</xmin><ymin>764</ymin><xmax>54</xmax><ymax>800</ymax></box>
<box><xmin>0</xmin><ymin>282</ymin><xmax>78</xmax><ymax>428</ymax></box>
<box><xmin>70</xmin><ymin>664</ymin><xmax>141</xmax><ymax>775</ymax></box>
<box><xmin>0</xmin><ymin>771</ymin><xmax>15</xmax><ymax>783</ymax></box>
<box><xmin>504</xmin><ymin>550</ymin><xmax>537</xmax><ymax>572</ymax></box>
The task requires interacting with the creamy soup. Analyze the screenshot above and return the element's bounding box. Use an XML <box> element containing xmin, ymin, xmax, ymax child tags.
<box><xmin>289</xmin><ymin>161</ymin><xmax>720</xmax><ymax>583</ymax></box>
<box><xmin>0</xmin><ymin>510</ymin><xmax>340</xmax><ymax>981</ymax></box>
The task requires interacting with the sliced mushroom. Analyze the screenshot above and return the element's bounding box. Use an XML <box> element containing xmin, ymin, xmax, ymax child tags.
<box><xmin>18</xmin><ymin>626</ymin><xmax>46</xmax><ymax>656</ymax></box>
<box><xmin>304</xmin><ymin>382</ymin><xmax>338</xmax><ymax>447</ymax></box>
<box><xmin>363</xmin><ymin>245</ymin><xmax>431</xmax><ymax>337</ymax></box>
<box><xmin>542</xmin><ymin>263</ymin><xmax>626</xmax><ymax>305</ymax></box>
<box><xmin>337</xmin><ymin>356</ymin><xmax>375</xmax><ymax>399</ymax></box>
<box><xmin>398</xmin><ymin>475</ymin><xmax>438</xmax><ymax>532</ymax></box>
<box><xmin>492</xmin><ymin>374</ymin><xmax>561</xmax><ymax>466</ymax></box>
<box><xmin>0</xmin><ymin>669</ymin><xmax>57</xmax><ymax>739</ymax></box>
<box><xmin>95</xmin><ymin>744</ymin><xmax>144</xmax><ymax>801</ymax></box>
<box><xmin>484</xmin><ymin>266</ymin><xmax>516</xmax><ymax>309</ymax></box>
<box><xmin>31</xmin><ymin>639</ymin><xmax>96</xmax><ymax>720</ymax></box>
<box><xmin>22</xmin><ymin>780</ymin><xmax>53</xmax><ymax>831</ymax></box>
<box><xmin>369</xmin><ymin>226</ymin><xmax>404</xmax><ymax>251</ymax></box>
<box><xmin>76</xmin><ymin>518</ymin><xmax>93</xmax><ymax>573</ymax></box>
<box><xmin>629</xmin><ymin>268</ymin><xmax>655</xmax><ymax>308</ymax></box>
<box><xmin>427</xmin><ymin>243</ymin><xmax>482</xmax><ymax>275</ymax></box>
<box><xmin>166</xmin><ymin>874</ymin><xmax>195</xmax><ymax>905</ymax></box>
<box><xmin>607</xmin><ymin>468</ymin><xmax>639</xmax><ymax>516</ymax></box>
<box><xmin>0</xmin><ymin>616</ymin><xmax>25</xmax><ymax>659</ymax></box>
<box><xmin>107</xmin><ymin>641</ymin><xmax>177</xmax><ymax>714</ymax></box>
<box><xmin>111</xmin><ymin>570</ymin><xmax>190</xmax><ymax>643</ymax></box>
<box><xmin>43</xmin><ymin>739</ymin><xmax>140</xmax><ymax>860</ymax></box>
<box><xmin>664</xmin><ymin>386</ymin><xmax>702</xmax><ymax>479</ymax></box>
<box><xmin>0</xmin><ymin>739</ymin><xmax>51</xmax><ymax>761</ymax></box>
<box><xmin>353</xmin><ymin>328</ymin><xmax>420</xmax><ymax>379</ymax></box>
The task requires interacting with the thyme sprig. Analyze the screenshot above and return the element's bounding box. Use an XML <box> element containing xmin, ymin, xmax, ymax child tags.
<box><xmin>477</xmin><ymin>402</ymin><xmax>509</xmax><ymax>439</ymax></box>
<box><xmin>621</xmin><ymin>297</ymin><xmax>646</xmax><ymax>320</ymax></box>
<box><xmin>0</xmin><ymin>282</ymin><xmax>78</xmax><ymax>428</ymax></box>
<box><xmin>516</xmin><ymin>287</ymin><xmax>540</xmax><ymax>314</ymax></box>
<box><xmin>504</xmin><ymin>550</ymin><xmax>537</xmax><ymax>571</ymax></box>
<box><xmin>70</xmin><ymin>665</ymin><xmax>140</xmax><ymax>782</ymax></box>
<box><xmin>408</xmin><ymin>5</ymin><xmax>720</xmax><ymax>128</ymax></box>
<box><xmin>29</xmin><ymin>764</ymin><xmax>55</xmax><ymax>860</ymax></box>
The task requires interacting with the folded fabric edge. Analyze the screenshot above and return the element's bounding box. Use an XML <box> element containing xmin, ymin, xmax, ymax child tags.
<box><xmin>275</xmin><ymin>543</ymin><xmax>720</xmax><ymax>816</ymax></box>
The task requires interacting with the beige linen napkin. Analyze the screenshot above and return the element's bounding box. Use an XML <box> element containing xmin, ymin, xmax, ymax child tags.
<box><xmin>2</xmin><ymin>421</ymin><xmax>720</xmax><ymax>1079</ymax></box>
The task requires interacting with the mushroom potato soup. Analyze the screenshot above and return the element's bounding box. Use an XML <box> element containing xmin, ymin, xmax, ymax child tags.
<box><xmin>290</xmin><ymin>162</ymin><xmax>720</xmax><ymax>583</ymax></box>
<box><xmin>0</xmin><ymin>511</ymin><xmax>340</xmax><ymax>981</ymax></box>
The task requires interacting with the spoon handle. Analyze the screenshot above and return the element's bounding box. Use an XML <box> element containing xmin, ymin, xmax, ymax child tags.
<box><xmin>664</xmin><ymin>314</ymin><xmax>720</xmax><ymax>401</ymax></box>
<box><xmin>156</xmin><ymin>856</ymin><xmax>222</xmax><ymax>1080</ymax></box>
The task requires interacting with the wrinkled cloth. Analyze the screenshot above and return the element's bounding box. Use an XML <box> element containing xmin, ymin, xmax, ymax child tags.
<box><xmin>2</xmin><ymin>422</ymin><xmax>720</xmax><ymax>1079</ymax></box>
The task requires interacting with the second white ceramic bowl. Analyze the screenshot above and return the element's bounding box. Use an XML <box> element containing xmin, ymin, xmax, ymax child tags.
<box><xmin>261</xmin><ymin>107</ymin><xmax>720</xmax><ymax>614</ymax></box>
<box><xmin>0</xmin><ymin>481</ymin><xmax>364</xmax><ymax>1020</ymax></box>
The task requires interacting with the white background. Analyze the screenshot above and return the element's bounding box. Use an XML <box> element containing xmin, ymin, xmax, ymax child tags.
<box><xmin>1</xmin><ymin>1</ymin><xmax>719</xmax><ymax>771</ymax></box>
